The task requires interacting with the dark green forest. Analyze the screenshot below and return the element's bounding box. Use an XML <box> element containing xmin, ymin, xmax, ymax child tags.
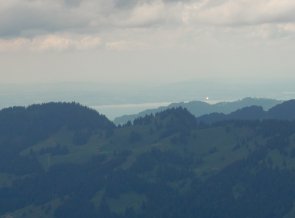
<box><xmin>1</xmin><ymin>101</ymin><xmax>295</xmax><ymax>218</ymax></box>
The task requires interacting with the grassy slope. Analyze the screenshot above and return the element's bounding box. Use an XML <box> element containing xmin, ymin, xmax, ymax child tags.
<box><xmin>3</xmin><ymin>121</ymin><xmax>295</xmax><ymax>217</ymax></box>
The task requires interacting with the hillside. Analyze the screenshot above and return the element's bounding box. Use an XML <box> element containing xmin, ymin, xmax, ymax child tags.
<box><xmin>114</xmin><ymin>97</ymin><xmax>281</xmax><ymax>125</ymax></box>
<box><xmin>1</xmin><ymin>102</ymin><xmax>295</xmax><ymax>218</ymax></box>
<box><xmin>197</xmin><ymin>100</ymin><xmax>295</xmax><ymax>123</ymax></box>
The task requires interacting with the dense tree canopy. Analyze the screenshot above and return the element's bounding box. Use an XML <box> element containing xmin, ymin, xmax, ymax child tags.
<box><xmin>1</xmin><ymin>101</ymin><xmax>295</xmax><ymax>218</ymax></box>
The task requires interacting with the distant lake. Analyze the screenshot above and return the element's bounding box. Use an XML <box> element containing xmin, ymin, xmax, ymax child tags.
<box><xmin>90</xmin><ymin>102</ymin><xmax>171</xmax><ymax>120</ymax></box>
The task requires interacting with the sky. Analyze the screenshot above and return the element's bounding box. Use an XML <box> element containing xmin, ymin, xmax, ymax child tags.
<box><xmin>1</xmin><ymin>0</ymin><xmax>295</xmax><ymax>108</ymax></box>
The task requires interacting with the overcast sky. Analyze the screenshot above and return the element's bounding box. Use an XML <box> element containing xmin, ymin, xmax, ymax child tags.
<box><xmin>1</xmin><ymin>0</ymin><xmax>295</xmax><ymax>91</ymax></box>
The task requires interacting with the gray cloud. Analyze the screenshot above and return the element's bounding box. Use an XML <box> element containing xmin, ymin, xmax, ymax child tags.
<box><xmin>0</xmin><ymin>0</ymin><xmax>295</xmax><ymax>52</ymax></box>
<box><xmin>63</xmin><ymin>0</ymin><xmax>82</xmax><ymax>8</ymax></box>
<box><xmin>1</xmin><ymin>0</ymin><xmax>295</xmax><ymax>38</ymax></box>
<box><xmin>113</xmin><ymin>0</ymin><xmax>147</xmax><ymax>9</ymax></box>
<box><xmin>186</xmin><ymin>0</ymin><xmax>295</xmax><ymax>26</ymax></box>
<box><xmin>113</xmin><ymin>0</ymin><xmax>193</xmax><ymax>9</ymax></box>
<box><xmin>0</xmin><ymin>1</ymin><xmax>89</xmax><ymax>37</ymax></box>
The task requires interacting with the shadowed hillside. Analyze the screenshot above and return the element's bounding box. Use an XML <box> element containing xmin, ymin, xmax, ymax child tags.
<box><xmin>1</xmin><ymin>102</ymin><xmax>295</xmax><ymax>218</ymax></box>
<box><xmin>197</xmin><ymin>100</ymin><xmax>295</xmax><ymax>123</ymax></box>
<box><xmin>114</xmin><ymin>97</ymin><xmax>281</xmax><ymax>125</ymax></box>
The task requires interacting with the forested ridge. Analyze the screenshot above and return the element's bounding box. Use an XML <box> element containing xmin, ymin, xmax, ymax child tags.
<box><xmin>1</xmin><ymin>101</ymin><xmax>295</xmax><ymax>218</ymax></box>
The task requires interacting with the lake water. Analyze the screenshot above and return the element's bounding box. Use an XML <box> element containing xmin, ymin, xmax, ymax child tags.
<box><xmin>90</xmin><ymin>102</ymin><xmax>172</xmax><ymax>120</ymax></box>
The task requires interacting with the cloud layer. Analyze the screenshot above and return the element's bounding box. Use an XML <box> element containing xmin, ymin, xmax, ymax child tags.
<box><xmin>1</xmin><ymin>0</ymin><xmax>295</xmax><ymax>51</ymax></box>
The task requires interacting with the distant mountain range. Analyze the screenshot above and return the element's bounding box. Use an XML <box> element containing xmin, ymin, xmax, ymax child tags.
<box><xmin>114</xmin><ymin>97</ymin><xmax>282</xmax><ymax>125</ymax></box>
<box><xmin>197</xmin><ymin>99</ymin><xmax>295</xmax><ymax>123</ymax></box>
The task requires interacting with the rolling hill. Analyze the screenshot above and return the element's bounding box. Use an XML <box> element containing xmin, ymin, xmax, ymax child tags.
<box><xmin>113</xmin><ymin>97</ymin><xmax>281</xmax><ymax>125</ymax></box>
<box><xmin>197</xmin><ymin>100</ymin><xmax>295</xmax><ymax>123</ymax></box>
<box><xmin>0</xmin><ymin>101</ymin><xmax>295</xmax><ymax>218</ymax></box>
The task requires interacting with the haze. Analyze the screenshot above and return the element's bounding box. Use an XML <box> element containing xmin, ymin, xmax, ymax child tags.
<box><xmin>1</xmin><ymin>0</ymin><xmax>295</xmax><ymax>115</ymax></box>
